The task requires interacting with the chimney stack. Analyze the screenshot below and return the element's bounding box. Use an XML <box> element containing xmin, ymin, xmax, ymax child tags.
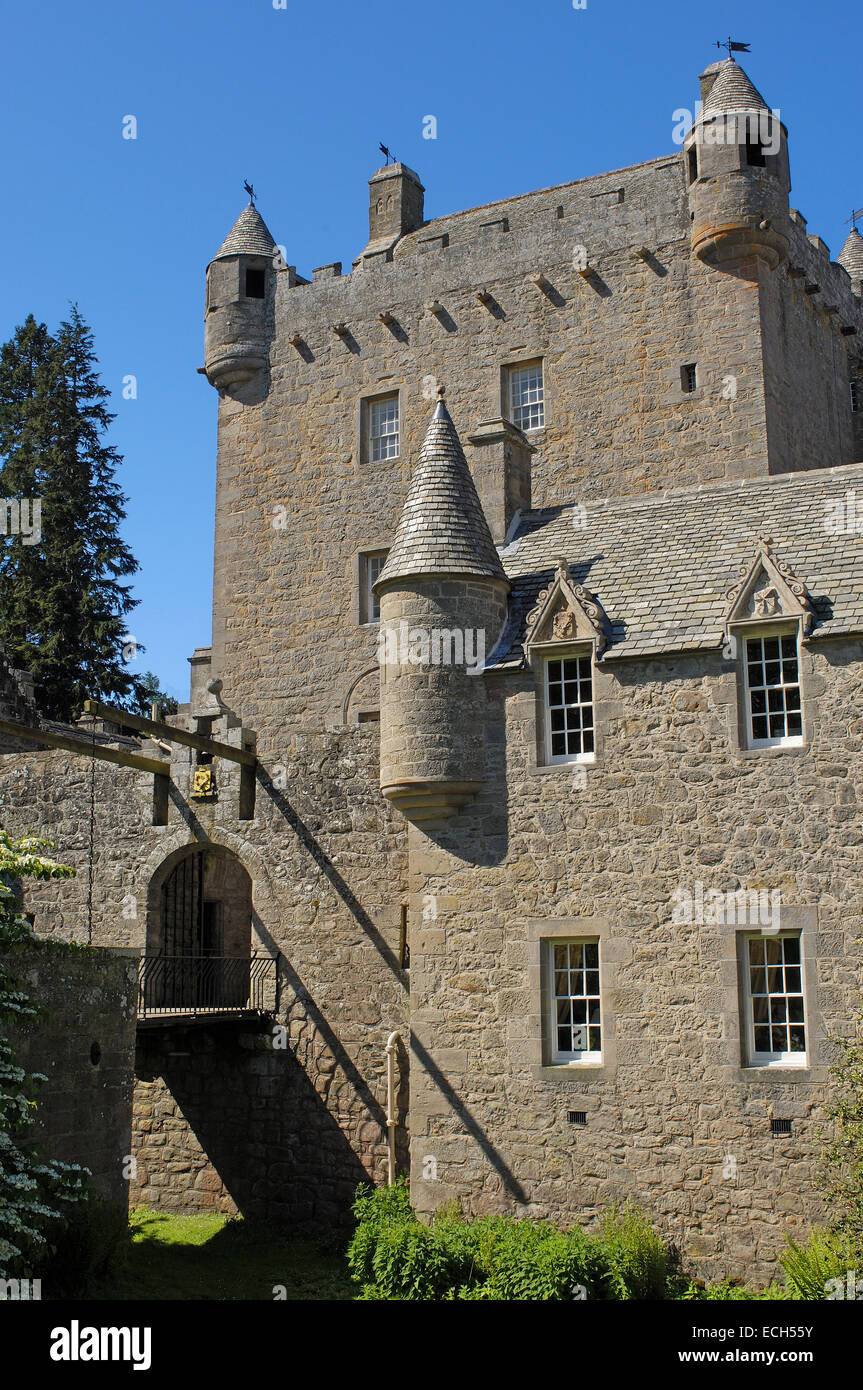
<box><xmin>368</xmin><ymin>162</ymin><xmax>424</xmax><ymax>242</ymax></box>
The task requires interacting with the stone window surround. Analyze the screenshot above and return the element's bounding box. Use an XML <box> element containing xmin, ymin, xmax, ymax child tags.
<box><xmin>526</xmin><ymin>908</ymin><xmax>825</xmax><ymax>1090</ymax></box>
<box><xmin>357</xmin><ymin>387</ymin><xmax>401</xmax><ymax>466</ymax></box>
<box><xmin>738</xmin><ymin>621</ymin><xmax>804</xmax><ymax>751</ymax></box>
<box><xmin>527</xmin><ymin>640</ymin><xmax>609</xmax><ymax>774</ymax></box>
<box><xmin>741</xmin><ymin>930</ymin><xmax>807</xmax><ymax>1068</ymax></box>
<box><xmin>540</xmin><ymin>648</ymin><xmax>596</xmax><ymax>766</ymax></box>
<box><xmin>353</xmin><ymin>546</ymin><xmax>389</xmax><ymax>626</ymax></box>
<box><xmin>526</xmin><ymin>916</ymin><xmax>617</xmax><ymax>1082</ymax></box>
<box><xmin>662</xmin><ymin>358</ymin><xmax>705</xmax><ymax>405</ymax></box>
<box><xmin>547</xmin><ymin>936</ymin><xmax>602</xmax><ymax>1064</ymax></box>
<box><xmin>721</xmin><ymin>907</ymin><xmax>826</xmax><ymax>1084</ymax></box>
<box><xmin>724</xmin><ymin>617</ymin><xmax>815</xmax><ymax>759</ymax></box>
<box><xmin>499</xmin><ymin>354</ymin><xmax>548</xmax><ymax>438</ymax></box>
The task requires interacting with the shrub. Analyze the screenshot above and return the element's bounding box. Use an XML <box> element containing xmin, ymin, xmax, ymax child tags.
<box><xmin>0</xmin><ymin>831</ymin><xmax>88</xmax><ymax>1279</ymax></box>
<box><xmin>475</xmin><ymin>1218</ymin><xmax>605</xmax><ymax>1301</ymax></box>
<box><xmin>596</xmin><ymin>1202</ymin><xmax>669</xmax><ymax>1300</ymax></box>
<box><xmin>347</xmin><ymin>1179</ymin><xmax>414</xmax><ymax>1286</ymax></box>
<box><xmin>779</xmin><ymin>1227</ymin><xmax>856</xmax><ymax>1300</ymax></box>
<box><xmin>348</xmin><ymin>1183</ymin><xmax>666</xmax><ymax>1301</ymax></box>
<box><xmin>680</xmin><ymin>1278</ymin><xmax>790</xmax><ymax>1301</ymax></box>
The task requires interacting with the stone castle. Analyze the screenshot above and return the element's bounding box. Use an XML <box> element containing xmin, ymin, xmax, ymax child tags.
<box><xmin>3</xmin><ymin>55</ymin><xmax>863</xmax><ymax>1280</ymax></box>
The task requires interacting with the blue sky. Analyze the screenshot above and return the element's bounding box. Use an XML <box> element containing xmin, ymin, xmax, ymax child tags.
<box><xmin>2</xmin><ymin>0</ymin><xmax>860</xmax><ymax>701</ymax></box>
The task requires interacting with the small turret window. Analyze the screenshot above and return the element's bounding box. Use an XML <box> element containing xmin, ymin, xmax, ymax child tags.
<box><xmin>244</xmin><ymin>268</ymin><xmax>266</xmax><ymax>299</ymax></box>
<box><xmin>744</xmin><ymin>138</ymin><xmax>766</xmax><ymax>168</ymax></box>
<box><xmin>681</xmin><ymin>363</ymin><xmax>697</xmax><ymax>393</ymax></box>
<box><xmin>851</xmin><ymin>381</ymin><xmax>860</xmax><ymax>413</ymax></box>
<box><xmin>687</xmin><ymin>146</ymin><xmax>698</xmax><ymax>185</ymax></box>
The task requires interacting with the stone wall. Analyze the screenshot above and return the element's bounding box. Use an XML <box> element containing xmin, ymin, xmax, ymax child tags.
<box><xmin>131</xmin><ymin>1013</ymin><xmax>408</xmax><ymax>1225</ymax></box>
<box><xmin>0</xmin><ymin>944</ymin><xmax>138</xmax><ymax>1208</ymax></box>
<box><xmin>405</xmin><ymin>635</ymin><xmax>863</xmax><ymax>1280</ymax></box>
<box><xmin>207</xmin><ymin>150</ymin><xmax>863</xmax><ymax>733</ymax></box>
<box><xmin>760</xmin><ymin>221</ymin><xmax>862</xmax><ymax>475</ymax></box>
<box><xmin>0</xmin><ymin>723</ymin><xmax>410</xmax><ymax>1229</ymax></box>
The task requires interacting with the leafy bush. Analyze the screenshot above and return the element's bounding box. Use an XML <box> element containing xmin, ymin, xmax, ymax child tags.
<box><xmin>0</xmin><ymin>831</ymin><xmax>89</xmax><ymax>1279</ymax></box>
<box><xmin>471</xmin><ymin>1217</ymin><xmax>604</xmax><ymax>1300</ymax></box>
<box><xmin>680</xmin><ymin>1278</ymin><xmax>790</xmax><ymax>1301</ymax></box>
<box><xmin>596</xmin><ymin>1202</ymin><xmax>669</xmax><ymax>1300</ymax></box>
<box><xmin>347</xmin><ymin>1178</ymin><xmax>413</xmax><ymax>1287</ymax></box>
<box><xmin>779</xmin><ymin>1227</ymin><xmax>856</xmax><ymax>1300</ymax></box>
<box><xmin>348</xmin><ymin>1183</ymin><xmax>666</xmax><ymax>1301</ymax></box>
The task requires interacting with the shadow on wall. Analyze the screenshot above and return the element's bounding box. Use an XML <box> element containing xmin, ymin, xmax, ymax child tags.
<box><xmin>133</xmin><ymin>1018</ymin><xmax>375</xmax><ymax>1228</ymax></box>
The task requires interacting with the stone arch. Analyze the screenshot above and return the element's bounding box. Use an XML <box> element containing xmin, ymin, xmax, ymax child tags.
<box><xmin>136</xmin><ymin>829</ymin><xmax>280</xmax><ymax>954</ymax></box>
<box><xmin>139</xmin><ymin>835</ymin><xmax>279</xmax><ymax>1013</ymax></box>
<box><xmin>146</xmin><ymin>844</ymin><xmax>251</xmax><ymax>958</ymax></box>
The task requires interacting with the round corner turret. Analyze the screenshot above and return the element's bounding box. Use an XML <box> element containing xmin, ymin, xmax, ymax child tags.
<box><xmin>685</xmin><ymin>60</ymin><xmax>791</xmax><ymax>271</ymax></box>
<box><xmin>375</xmin><ymin>392</ymin><xmax>510</xmax><ymax>826</ymax></box>
<box><xmin>204</xmin><ymin>204</ymin><xmax>278</xmax><ymax>393</ymax></box>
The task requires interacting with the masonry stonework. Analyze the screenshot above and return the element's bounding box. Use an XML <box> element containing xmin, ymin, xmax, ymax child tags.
<box><xmin>0</xmin><ymin>945</ymin><xmax>138</xmax><ymax>1209</ymax></box>
<box><xmin>2</xmin><ymin>57</ymin><xmax>863</xmax><ymax>1283</ymax></box>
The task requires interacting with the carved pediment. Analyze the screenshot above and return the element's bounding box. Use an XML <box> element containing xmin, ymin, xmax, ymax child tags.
<box><xmin>525</xmin><ymin>557</ymin><xmax>607</xmax><ymax>655</ymax></box>
<box><xmin>724</xmin><ymin>536</ymin><xmax>814</xmax><ymax>634</ymax></box>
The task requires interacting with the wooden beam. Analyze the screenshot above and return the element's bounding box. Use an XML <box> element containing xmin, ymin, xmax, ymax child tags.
<box><xmin>152</xmin><ymin>774</ymin><xmax>170</xmax><ymax>827</ymax></box>
<box><xmin>0</xmin><ymin>717</ymin><xmax>168</xmax><ymax>776</ymax></box>
<box><xmin>84</xmin><ymin>699</ymin><xmax>256</xmax><ymax>767</ymax></box>
<box><xmin>239</xmin><ymin>761</ymin><xmax>256</xmax><ymax>821</ymax></box>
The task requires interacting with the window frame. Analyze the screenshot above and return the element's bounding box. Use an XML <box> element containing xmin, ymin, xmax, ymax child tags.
<box><xmin>546</xmin><ymin>937</ymin><xmax>603</xmax><ymax>1066</ymax></box>
<box><xmin>359</xmin><ymin>549</ymin><xmax>389</xmax><ymax>625</ymax></box>
<box><xmin>541</xmin><ymin>647</ymin><xmax>596</xmax><ymax>766</ymax></box>
<box><xmin>742</xmin><ymin>931</ymin><xmax>808</xmax><ymax>1068</ymax></box>
<box><xmin>365</xmin><ymin>392</ymin><xmax>400</xmax><ymax>464</ymax></box>
<box><xmin>740</xmin><ymin>622</ymin><xmax>804</xmax><ymax>750</ymax></box>
<box><xmin>507</xmin><ymin>359</ymin><xmax>545</xmax><ymax>433</ymax></box>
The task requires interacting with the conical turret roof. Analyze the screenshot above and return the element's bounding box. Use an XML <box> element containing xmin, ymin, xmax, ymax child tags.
<box><xmin>211</xmin><ymin>203</ymin><xmax>277</xmax><ymax>262</ymax></box>
<box><xmin>700</xmin><ymin>59</ymin><xmax>770</xmax><ymax>119</ymax></box>
<box><xmin>375</xmin><ymin>392</ymin><xmax>508</xmax><ymax>587</ymax></box>
<box><xmin>838</xmin><ymin>227</ymin><xmax>863</xmax><ymax>280</ymax></box>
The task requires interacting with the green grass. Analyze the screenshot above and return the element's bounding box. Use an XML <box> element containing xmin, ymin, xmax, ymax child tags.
<box><xmin>87</xmin><ymin>1207</ymin><xmax>354</xmax><ymax>1301</ymax></box>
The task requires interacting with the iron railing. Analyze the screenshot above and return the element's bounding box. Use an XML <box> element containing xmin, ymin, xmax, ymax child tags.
<box><xmin>137</xmin><ymin>954</ymin><xmax>277</xmax><ymax>1019</ymax></box>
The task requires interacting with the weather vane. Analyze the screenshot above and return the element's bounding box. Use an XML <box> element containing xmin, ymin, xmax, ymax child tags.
<box><xmin>846</xmin><ymin>207</ymin><xmax>863</xmax><ymax>231</ymax></box>
<box><xmin>715</xmin><ymin>36</ymin><xmax>751</xmax><ymax>59</ymax></box>
<box><xmin>379</xmin><ymin>143</ymin><xmax>395</xmax><ymax>165</ymax></box>
<box><xmin>243</xmin><ymin>180</ymin><xmax>256</xmax><ymax>205</ymax></box>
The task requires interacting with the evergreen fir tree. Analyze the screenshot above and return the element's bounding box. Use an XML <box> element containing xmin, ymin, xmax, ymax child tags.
<box><xmin>0</xmin><ymin>307</ymin><xmax>144</xmax><ymax>720</ymax></box>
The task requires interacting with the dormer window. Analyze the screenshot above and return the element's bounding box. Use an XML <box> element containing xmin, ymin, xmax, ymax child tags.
<box><xmin>743</xmin><ymin>630</ymin><xmax>803</xmax><ymax>748</ymax></box>
<box><xmin>544</xmin><ymin>654</ymin><xmax>594</xmax><ymax>763</ymax></box>
<box><xmin>523</xmin><ymin>559</ymin><xmax>608</xmax><ymax>770</ymax></box>
<box><xmin>724</xmin><ymin>538</ymin><xmax>814</xmax><ymax>755</ymax></box>
<box><xmin>244</xmin><ymin>268</ymin><xmax>266</xmax><ymax>299</ymax></box>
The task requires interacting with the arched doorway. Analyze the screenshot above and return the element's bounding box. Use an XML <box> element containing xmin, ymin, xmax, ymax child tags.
<box><xmin>143</xmin><ymin>847</ymin><xmax>254</xmax><ymax>1013</ymax></box>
